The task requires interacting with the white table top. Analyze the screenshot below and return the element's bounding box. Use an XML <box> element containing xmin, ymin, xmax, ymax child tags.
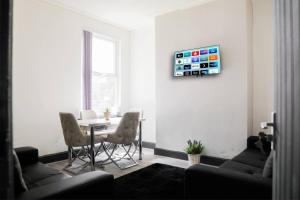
<box><xmin>77</xmin><ymin>118</ymin><xmax>112</xmax><ymax>127</ymax></box>
<box><xmin>77</xmin><ymin>116</ymin><xmax>145</xmax><ymax>127</ymax></box>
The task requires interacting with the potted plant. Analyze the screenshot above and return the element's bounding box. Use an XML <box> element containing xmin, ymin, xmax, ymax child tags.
<box><xmin>184</xmin><ymin>140</ymin><xmax>204</xmax><ymax>165</ymax></box>
<box><xmin>103</xmin><ymin>108</ymin><xmax>110</xmax><ymax>121</ymax></box>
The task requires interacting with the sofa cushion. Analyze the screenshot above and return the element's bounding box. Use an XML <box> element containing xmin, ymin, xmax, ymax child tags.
<box><xmin>232</xmin><ymin>149</ymin><xmax>268</xmax><ymax>169</ymax></box>
<box><xmin>247</xmin><ymin>136</ymin><xmax>260</xmax><ymax>149</ymax></box>
<box><xmin>22</xmin><ymin>163</ymin><xmax>70</xmax><ymax>189</ymax></box>
<box><xmin>15</xmin><ymin>147</ymin><xmax>39</xmax><ymax>167</ymax></box>
<box><xmin>13</xmin><ymin>150</ymin><xmax>28</xmax><ymax>193</ymax></box>
<box><xmin>185</xmin><ymin>164</ymin><xmax>272</xmax><ymax>199</ymax></box>
<box><xmin>255</xmin><ymin>133</ymin><xmax>272</xmax><ymax>156</ymax></box>
<box><xmin>220</xmin><ymin>160</ymin><xmax>263</xmax><ymax>176</ymax></box>
<box><xmin>263</xmin><ymin>151</ymin><xmax>273</xmax><ymax>178</ymax></box>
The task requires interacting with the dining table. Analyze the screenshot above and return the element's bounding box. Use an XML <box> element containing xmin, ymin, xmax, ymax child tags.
<box><xmin>77</xmin><ymin>116</ymin><xmax>145</xmax><ymax>171</ymax></box>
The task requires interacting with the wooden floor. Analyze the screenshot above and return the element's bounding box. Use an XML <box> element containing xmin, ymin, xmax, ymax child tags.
<box><xmin>47</xmin><ymin>148</ymin><xmax>191</xmax><ymax>179</ymax></box>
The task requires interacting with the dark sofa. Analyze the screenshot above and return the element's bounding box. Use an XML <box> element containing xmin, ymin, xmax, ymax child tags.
<box><xmin>185</xmin><ymin>136</ymin><xmax>272</xmax><ymax>199</ymax></box>
<box><xmin>15</xmin><ymin>147</ymin><xmax>114</xmax><ymax>200</ymax></box>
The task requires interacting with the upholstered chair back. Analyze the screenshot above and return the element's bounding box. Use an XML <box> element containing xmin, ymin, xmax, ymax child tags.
<box><xmin>107</xmin><ymin>112</ymin><xmax>140</xmax><ymax>145</ymax></box>
<box><xmin>59</xmin><ymin>112</ymin><xmax>87</xmax><ymax>147</ymax></box>
<box><xmin>80</xmin><ymin>110</ymin><xmax>97</xmax><ymax>120</ymax></box>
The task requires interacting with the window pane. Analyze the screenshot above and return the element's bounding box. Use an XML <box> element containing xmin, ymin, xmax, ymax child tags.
<box><xmin>91</xmin><ymin>73</ymin><xmax>117</xmax><ymax>113</ymax></box>
<box><xmin>92</xmin><ymin>37</ymin><xmax>115</xmax><ymax>74</ymax></box>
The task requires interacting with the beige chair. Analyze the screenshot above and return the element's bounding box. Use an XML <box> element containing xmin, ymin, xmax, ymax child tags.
<box><xmin>80</xmin><ymin>110</ymin><xmax>108</xmax><ymax>132</ymax></box>
<box><xmin>59</xmin><ymin>112</ymin><xmax>105</xmax><ymax>168</ymax></box>
<box><xmin>101</xmin><ymin>112</ymin><xmax>140</xmax><ymax>169</ymax></box>
<box><xmin>80</xmin><ymin>110</ymin><xmax>97</xmax><ymax>120</ymax></box>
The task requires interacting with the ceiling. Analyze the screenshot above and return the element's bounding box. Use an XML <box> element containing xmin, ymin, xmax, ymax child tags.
<box><xmin>43</xmin><ymin>0</ymin><xmax>215</xmax><ymax>30</ymax></box>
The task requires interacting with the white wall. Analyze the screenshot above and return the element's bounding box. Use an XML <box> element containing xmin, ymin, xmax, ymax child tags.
<box><xmin>155</xmin><ymin>0</ymin><xmax>253</xmax><ymax>158</ymax></box>
<box><xmin>129</xmin><ymin>25</ymin><xmax>156</xmax><ymax>143</ymax></box>
<box><xmin>13</xmin><ymin>0</ymin><xmax>131</xmax><ymax>155</ymax></box>
<box><xmin>13</xmin><ymin>0</ymin><xmax>273</xmax><ymax>157</ymax></box>
<box><xmin>252</xmin><ymin>0</ymin><xmax>274</xmax><ymax>134</ymax></box>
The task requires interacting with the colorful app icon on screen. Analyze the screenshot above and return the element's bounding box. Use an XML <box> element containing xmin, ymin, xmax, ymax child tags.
<box><xmin>200</xmin><ymin>49</ymin><xmax>208</xmax><ymax>55</ymax></box>
<box><xmin>184</xmin><ymin>52</ymin><xmax>191</xmax><ymax>57</ymax></box>
<box><xmin>200</xmin><ymin>56</ymin><xmax>208</xmax><ymax>62</ymax></box>
<box><xmin>192</xmin><ymin>57</ymin><xmax>200</xmax><ymax>63</ymax></box>
<box><xmin>209</xmin><ymin>48</ymin><xmax>218</xmax><ymax>54</ymax></box>
<box><xmin>183</xmin><ymin>58</ymin><xmax>191</xmax><ymax>64</ymax></box>
<box><xmin>176</xmin><ymin>59</ymin><xmax>183</xmax><ymax>65</ymax></box>
<box><xmin>175</xmin><ymin>72</ymin><xmax>184</xmax><ymax>76</ymax></box>
<box><xmin>209</xmin><ymin>69</ymin><xmax>219</xmax><ymax>74</ymax></box>
<box><xmin>192</xmin><ymin>51</ymin><xmax>200</xmax><ymax>56</ymax></box>
<box><xmin>184</xmin><ymin>65</ymin><xmax>191</xmax><ymax>70</ymax></box>
<box><xmin>176</xmin><ymin>65</ymin><xmax>184</xmax><ymax>71</ymax></box>
<box><xmin>192</xmin><ymin>64</ymin><xmax>200</xmax><ymax>69</ymax></box>
<box><xmin>176</xmin><ymin>53</ymin><xmax>183</xmax><ymax>58</ymax></box>
<box><xmin>192</xmin><ymin>71</ymin><xmax>200</xmax><ymax>76</ymax></box>
<box><xmin>200</xmin><ymin>70</ymin><xmax>209</xmax><ymax>75</ymax></box>
<box><xmin>200</xmin><ymin>63</ymin><xmax>208</xmax><ymax>68</ymax></box>
<box><xmin>184</xmin><ymin>71</ymin><xmax>191</xmax><ymax>76</ymax></box>
<box><xmin>209</xmin><ymin>55</ymin><xmax>218</xmax><ymax>61</ymax></box>
<box><xmin>209</xmin><ymin>62</ymin><xmax>218</xmax><ymax>68</ymax></box>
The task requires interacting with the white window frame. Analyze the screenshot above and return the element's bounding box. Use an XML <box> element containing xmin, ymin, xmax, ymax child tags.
<box><xmin>91</xmin><ymin>33</ymin><xmax>121</xmax><ymax>114</ymax></box>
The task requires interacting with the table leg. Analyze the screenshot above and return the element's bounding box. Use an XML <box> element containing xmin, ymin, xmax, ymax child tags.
<box><xmin>90</xmin><ymin>126</ymin><xmax>95</xmax><ymax>171</ymax></box>
<box><xmin>139</xmin><ymin>121</ymin><xmax>142</xmax><ymax>160</ymax></box>
<box><xmin>68</xmin><ymin>146</ymin><xmax>72</xmax><ymax>166</ymax></box>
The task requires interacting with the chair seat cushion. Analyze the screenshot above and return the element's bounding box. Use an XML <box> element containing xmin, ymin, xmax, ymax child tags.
<box><xmin>22</xmin><ymin>163</ymin><xmax>70</xmax><ymax>189</ymax></box>
<box><xmin>92</xmin><ymin>133</ymin><xmax>108</xmax><ymax>144</ymax></box>
<box><xmin>220</xmin><ymin>160</ymin><xmax>263</xmax><ymax>176</ymax></box>
<box><xmin>232</xmin><ymin>149</ymin><xmax>268</xmax><ymax>169</ymax></box>
<box><xmin>72</xmin><ymin>134</ymin><xmax>107</xmax><ymax>147</ymax></box>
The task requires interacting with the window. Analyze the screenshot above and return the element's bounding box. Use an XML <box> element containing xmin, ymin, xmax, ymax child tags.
<box><xmin>91</xmin><ymin>35</ymin><xmax>119</xmax><ymax>114</ymax></box>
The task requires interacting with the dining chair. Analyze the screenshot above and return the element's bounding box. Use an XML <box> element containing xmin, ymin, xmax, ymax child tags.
<box><xmin>80</xmin><ymin>110</ymin><xmax>97</xmax><ymax>120</ymax></box>
<box><xmin>80</xmin><ymin>110</ymin><xmax>108</xmax><ymax>132</ymax></box>
<box><xmin>101</xmin><ymin>112</ymin><xmax>140</xmax><ymax>170</ymax></box>
<box><xmin>59</xmin><ymin>112</ymin><xmax>105</xmax><ymax>168</ymax></box>
<box><xmin>128</xmin><ymin>108</ymin><xmax>144</xmax><ymax>156</ymax></box>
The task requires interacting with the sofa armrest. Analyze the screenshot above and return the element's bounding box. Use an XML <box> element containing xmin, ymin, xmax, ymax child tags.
<box><xmin>185</xmin><ymin>164</ymin><xmax>272</xmax><ymax>199</ymax></box>
<box><xmin>17</xmin><ymin>171</ymin><xmax>114</xmax><ymax>200</ymax></box>
<box><xmin>247</xmin><ymin>136</ymin><xmax>259</xmax><ymax>149</ymax></box>
<box><xmin>15</xmin><ymin>147</ymin><xmax>39</xmax><ymax>167</ymax></box>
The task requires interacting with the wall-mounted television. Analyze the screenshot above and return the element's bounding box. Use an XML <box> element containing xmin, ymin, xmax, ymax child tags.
<box><xmin>174</xmin><ymin>45</ymin><xmax>221</xmax><ymax>77</ymax></box>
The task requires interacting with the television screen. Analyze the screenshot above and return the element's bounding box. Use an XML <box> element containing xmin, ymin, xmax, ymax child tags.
<box><xmin>174</xmin><ymin>45</ymin><xmax>221</xmax><ymax>77</ymax></box>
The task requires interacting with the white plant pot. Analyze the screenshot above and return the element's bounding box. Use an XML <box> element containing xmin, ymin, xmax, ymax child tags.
<box><xmin>103</xmin><ymin>112</ymin><xmax>110</xmax><ymax>120</ymax></box>
<box><xmin>188</xmin><ymin>154</ymin><xmax>201</xmax><ymax>165</ymax></box>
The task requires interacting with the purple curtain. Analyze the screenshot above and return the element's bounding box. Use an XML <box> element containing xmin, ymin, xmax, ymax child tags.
<box><xmin>82</xmin><ymin>31</ymin><xmax>92</xmax><ymax>110</ymax></box>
